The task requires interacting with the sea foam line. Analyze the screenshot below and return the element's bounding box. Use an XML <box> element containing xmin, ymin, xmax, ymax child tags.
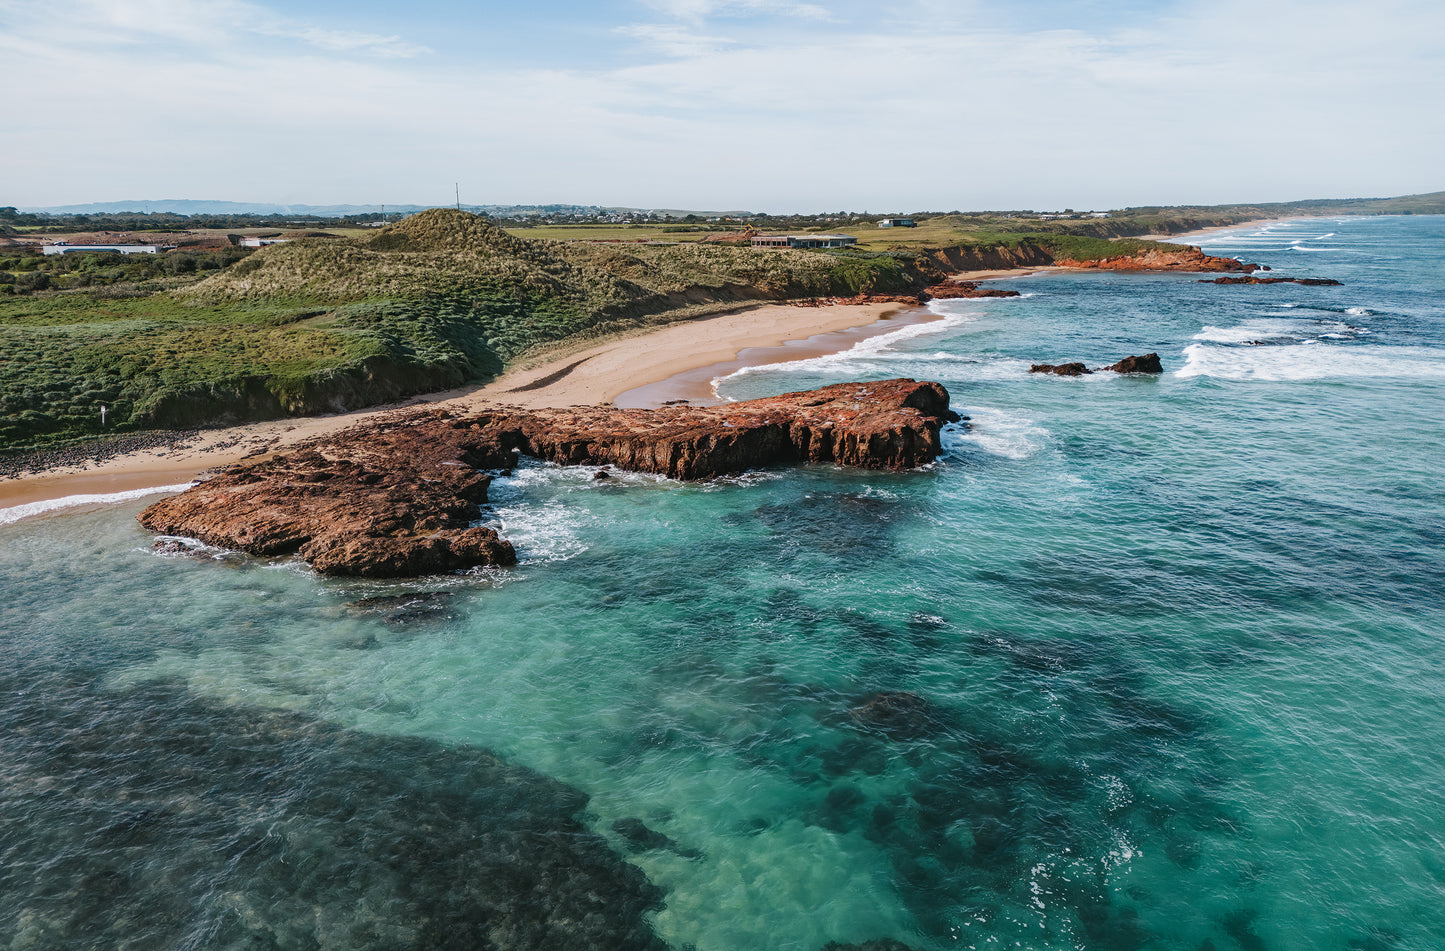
<box><xmin>0</xmin><ymin>483</ymin><xmax>195</xmax><ymax>527</ymax></box>
<box><xmin>713</xmin><ymin>302</ymin><xmax>984</xmax><ymax>392</ymax></box>
<box><xmin>1177</xmin><ymin>343</ymin><xmax>1445</xmax><ymax>382</ymax></box>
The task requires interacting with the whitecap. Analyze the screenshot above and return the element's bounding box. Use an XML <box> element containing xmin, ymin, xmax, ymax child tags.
<box><xmin>1177</xmin><ymin>342</ymin><xmax>1445</xmax><ymax>382</ymax></box>
<box><xmin>1194</xmin><ymin>323</ymin><xmax>1300</xmax><ymax>345</ymax></box>
<box><xmin>716</xmin><ymin>303</ymin><xmax>984</xmax><ymax>386</ymax></box>
<box><xmin>943</xmin><ymin>409</ymin><xmax>1049</xmax><ymax>461</ymax></box>
<box><xmin>1193</xmin><ymin>316</ymin><xmax>1369</xmax><ymax>348</ymax></box>
<box><xmin>0</xmin><ymin>483</ymin><xmax>195</xmax><ymax>527</ymax></box>
<box><xmin>490</xmin><ymin>498</ymin><xmax>590</xmax><ymax>563</ymax></box>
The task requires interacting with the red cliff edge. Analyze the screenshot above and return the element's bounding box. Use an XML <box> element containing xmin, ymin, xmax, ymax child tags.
<box><xmin>138</xmin><ymin>379</ymin><xmax>954</xmax><ymax>578</ymax></box>
<box><xmin>1053</xmin><ymin>247</ymin><xmax>1257</xmax><ymax>273</ymax></box>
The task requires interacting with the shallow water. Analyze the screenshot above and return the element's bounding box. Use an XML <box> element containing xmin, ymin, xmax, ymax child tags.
<box><xmin>2</xmin><ymin>216</ymin><xmax>1443</xmax><ymax>950</ymax></box>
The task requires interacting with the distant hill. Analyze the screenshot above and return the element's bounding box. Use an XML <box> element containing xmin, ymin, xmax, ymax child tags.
<box><xmin>15</xmin><ymin>200</ymin><xmax>758</xmax><ymax>218</ymax></box>
<box><xmin>1120</xmin><ymin>191</ymin><xmax>1445</xmax><ymax>217</ymax></box>
<box><xmin>14</xmin><ymin>192</ymin><xmax>1443</xmax><ymax>220</ymax></box>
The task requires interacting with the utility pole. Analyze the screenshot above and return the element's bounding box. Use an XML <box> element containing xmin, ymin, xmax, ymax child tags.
<box><xmin>455</xmin><ymin>183</ymin><xmax>460</xmax><ymax>211</ymax></box>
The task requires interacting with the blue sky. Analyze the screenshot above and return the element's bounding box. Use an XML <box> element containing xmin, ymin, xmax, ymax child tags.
<box><xmin>4</xmin><ymin>0</ymin><xmax>1442</xmax><ymax>211</ymax></box>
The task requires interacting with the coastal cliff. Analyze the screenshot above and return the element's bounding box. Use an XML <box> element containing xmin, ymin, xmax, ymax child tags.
<box><xmin>1052</xmin><ymin>247</ymin><xmax>1256</xmax><ymax>273</ymax></box>
<box><xmin>2</xmin><ymin>208</ymin><xmax>1262</xmax><ymax>456</ymax></box>
<box><xmin>138</xmin><ymin>379</ymin><xmax>954</xmax><ymax>577</ymax></box>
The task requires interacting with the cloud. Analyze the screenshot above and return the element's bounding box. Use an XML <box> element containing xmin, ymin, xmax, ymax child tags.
<box><xmin>637</xmin><ymin>0</ymin><xmax>832</xmax><ymax>22</ymax></box>
<box><xmin>0</xmin><ymin>0</ymin><xmax>430</xmax><ymax>58</ymax></box>
<box><xmin>1</xmin><ymin>0</ymin><xmax>1440</xmax><ymax>209</ymax></box>
<box><xmin>269</xmin><ymin>26</ymin><xmax>429</xmax><ymax>58</ymax></box>
<box><xmin>616</xmin><ymin>23</ymin><xmax>735</xmax><ymax>57</ymax></box>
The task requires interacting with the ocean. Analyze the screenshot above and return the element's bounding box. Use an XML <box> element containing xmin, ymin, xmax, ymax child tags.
<box><xmin>2</xmin><ymin>215</ymin><xmax>1442</xmax><ymax>950</ymax></box>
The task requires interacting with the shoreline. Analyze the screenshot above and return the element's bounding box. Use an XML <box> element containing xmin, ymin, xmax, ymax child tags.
<box><xmin>0</xmin><ymin>298</ymin><xmax>946</xmax><ymax>515</ymax></box>
<box><xmin>1141</xmin><ymin>216</ymin><xmax>1302</xmax><ymax>243</ymax></box>
<box><xmin>0</xmin><ymin>263</ymin><xmax>1093</xmax><ymax>518</ymax></box>
<box><xmin>615</xmin><ymin>267</ymin><xmax>1050</xmax><ymax>407</ymax></box>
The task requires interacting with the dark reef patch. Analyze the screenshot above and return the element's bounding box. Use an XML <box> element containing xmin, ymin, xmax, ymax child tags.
<box><xmin>0</xmin><ymin>673</ymin><xmax>666</xmax><ymax>950</ymax></box>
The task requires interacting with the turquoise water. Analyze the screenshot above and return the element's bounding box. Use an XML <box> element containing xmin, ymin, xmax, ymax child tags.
<box><xmin>3</xmin><ymin>216</ymin><xmax>1443</xmax><ymax>950</ymax></box>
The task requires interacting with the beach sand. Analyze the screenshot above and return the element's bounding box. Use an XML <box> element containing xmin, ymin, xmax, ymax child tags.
<box><xmin>1139</xmin><ymin>218</ymin><xmax>1298</xmax><ymax>243</ymax></box>
<box><xmin>0</xmin><ymin>300</ymin><xmax>915</xmax><ymax>511</ymax></box>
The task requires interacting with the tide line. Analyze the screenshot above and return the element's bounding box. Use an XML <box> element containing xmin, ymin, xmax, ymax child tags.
<box><xmin>0</xmin><ymin>484</ymin><xmax>195</xmax><ymax>527</ymax></box>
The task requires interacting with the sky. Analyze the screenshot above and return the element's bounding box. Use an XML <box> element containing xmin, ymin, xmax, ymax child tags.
<box><xmin>3</xmin><ymin>0</ymin><xmax>1443</xmax><ymax>212</ymax></box>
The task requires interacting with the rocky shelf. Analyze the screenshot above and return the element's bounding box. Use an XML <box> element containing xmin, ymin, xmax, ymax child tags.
<box><xmin>139</xmin><ymin>379</ymin><xmax>955</xmax><ymax>578</ymax></box>
<box><xmin>1029</xmin><ymin>353</ymin><xmax>1165</xmax><ymax>376</ymax></box>
<box><xmin>1200</xmin><ymin>276</ymin><xmax>1343</xmax><ymax>286</ymax></box>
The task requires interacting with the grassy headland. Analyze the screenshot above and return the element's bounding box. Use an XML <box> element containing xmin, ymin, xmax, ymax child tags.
<box><xmin>13</xmin><ymin>191</ymin><xmax>1435</xmax><ymax>456</ymax></box>
<box><xmin>0</xmin><ymin>211</ymin><xmax>920</xmax><ymax>452</ymax></box>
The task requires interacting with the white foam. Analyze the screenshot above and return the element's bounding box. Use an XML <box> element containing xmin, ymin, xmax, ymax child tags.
<box><xmin>1194</xmin><ymin>323</ymin><xmax>1300</xmax><ymax>345</ymax></box>
<box><xmin>716</xmin><ymin>303</ymin><xmax>984</xmax><ymax>386</ymax></box>
<box><xmin>1178</xmin><ymin>343</ymin><xmax>1445</xmax><ymax>382</ymax></box>
<box><xmin>944</xmin><ymin>409</ymin><xmax>1049</xmax><ymax>461</ymax></box>
<box><xmin>1193</xmin><ymin>316</ymin><xmax>1367</xmax><ymax>347</ymax></box>
<box><xmin>491</xmin><ymin>498</ymin><xmax>589</xmax><ymax>563</ymax></box>
<box><xmin>0</xmin><ymin>483</ymin><xmax>194</xmax><ymax>527</ymax></box>
<box><xmin>484</xmin><ymin>461</ymin><xmax>675</xmax><ymax>563</ymax></box>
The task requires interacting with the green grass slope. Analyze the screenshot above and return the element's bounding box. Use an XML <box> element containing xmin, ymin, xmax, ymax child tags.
<box><xmin>2</xmin><ymin>206</ymin><xmax>1240</xmax><ymax>454</ymax></box>
<box><xmin>1</xmin><ymin>210</ymin><xmax>911</xmax><ymax>453</ymax></box>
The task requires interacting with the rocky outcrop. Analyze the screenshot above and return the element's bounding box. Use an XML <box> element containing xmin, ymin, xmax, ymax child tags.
<box><xmin>1201</xmin><ymin>276</ymin><xmax>1342</xmax><ymax>286</ymax></box>
<box><xmin>1102</xmin><ymin>353</ymin><xmax>1164</xmax><ymax>373</ymax></box>
<box><xmin>138</xmin><ymin>441</ymin><xmax>517</xmax><ymax>578</ymax></box>
<box><xmin>1054</xmin><ymin>248</ymin><xmax>1257</xmax><ymax>273</ymax></box>
<box><xmin>139</xmin><ymin>379</ymin><xmax>954</xmax><ymax>577</ymax></box>
<box><xmin>792</xmin><ymin>280</ymin><xmax>1019</xmax><ymax>309</ymax></box>
<box><xmin>1030</xmin><ymin>354</ymin><xmax>1163</xmax><ymax>376</ymax></box>
<box><xmin>1030</xmin><ymin>362</ymin><xmax>1092</xmax><ymax>376</ymax></box>
<box><xmin>923</xmin><ymin>280</ymin><xmax>1021</xmax><ymax>300</ymax></box>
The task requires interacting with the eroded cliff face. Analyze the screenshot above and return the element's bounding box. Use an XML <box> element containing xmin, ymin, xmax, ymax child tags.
<box><xmin>138</xmin><ymin>379</ymin><xmax>954</xmax><ymax>578</ymax></box>
<box><xmin>921</xmin><ymin>244</ymin><xmax>1058</xmax><ymax>273</ymax></box>
<box><xmin>1052</xmin><ymin>248</ymin><xmax>1256</xmax><ymax>273</ymax></box>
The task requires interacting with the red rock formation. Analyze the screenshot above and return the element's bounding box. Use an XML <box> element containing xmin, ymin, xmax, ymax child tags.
<box><xmin>923</xmin><ymin>280</ymin><xmax>1021</xmax><ymax>300</ymax></box>
<box><xmin>791</xmin><ymin>282</ymin><xmax>1019</xmax><ymax>309</ymax></box>
<box><xmin>1055</xmin><ymin>248</ymin><xmax>1257</xmax><ymax>273</ymax></box>
<box><xmin>1202</xmin><ymin>276</ymin><xmax>1342</xmax><ymax>286</ymax></box>
<box><xmin>139</xmin><ymin>379</ymin><xmax>954</xmax><ymax>577</ymax></box>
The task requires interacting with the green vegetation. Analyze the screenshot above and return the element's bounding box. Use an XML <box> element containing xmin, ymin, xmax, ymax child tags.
<box><xmin>6</xmin><ymin>190</ymin><xmax>1439</xmax><ymax>456</ymax></box>
<box><xmin>1</xmin><ymin>211</ymin><xmax>908</xmax><ymax>453</ymax></box>
<box><xmin>0</xmin><ymin>246</ymin><xmax>254</xmax><ymax>295</ymax></box>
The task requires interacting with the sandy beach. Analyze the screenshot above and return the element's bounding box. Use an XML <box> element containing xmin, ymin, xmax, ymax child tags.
<box><xmin>1140</xmin><ymin>217</ymin><xmax>1299</xmax><ymax>243</ymax></box>
<box><xmin>0</xmin><ymin>299</ymin><xmax>923</xmax><ymax>513</ymax></box>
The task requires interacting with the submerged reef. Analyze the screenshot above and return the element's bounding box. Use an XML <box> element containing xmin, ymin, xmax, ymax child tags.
<box><xmin>0</xmin><ymin>673</ymin><xmax>667</xmax><ymax>950</ymax></box>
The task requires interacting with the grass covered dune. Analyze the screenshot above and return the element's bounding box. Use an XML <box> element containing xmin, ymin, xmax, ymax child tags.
<box><xmin>0</xmin><ymin>209</ymin><xmax>1189</xmax><ymax>455</ymax></box>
